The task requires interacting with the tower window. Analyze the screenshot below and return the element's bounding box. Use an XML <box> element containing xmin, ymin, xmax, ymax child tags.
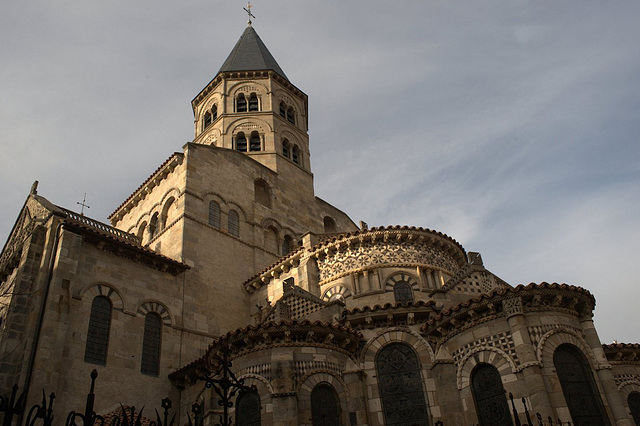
<box><xmin>249</xmin><ymin>131</ymin><xmax>261</xmax><ymax>152</ymax></box>
<box><xmin>248</xmin><ymin>93</ymin><xmax>259</xmax><ymax>111</ymax></box>
<box><xmin>279</xmin><ymin>102</ymin><xmax>286</xmax><ymax>118</ymax></box>
<box><xmin>236</xmin><ymin>133</ymin><xmax>247</xmax><ymax>152</ymax></box>
<box><xmin>149</xmin><ymin>213</ymin><xmax>159</xmax><ymax>238</ymax></box>
<box><xmin>211</xmin><ymin>105</ymin><xmax>217</xmax><ymax>121</ymax></box>
<box><xmin>292</xmin><ymin>146</ymin><xmax>300</xmax><ymax>165</ymax></box>
<box><xmin>84</xmin><ymin>296</ymin><xmax>112</xmax><ymax>365</ymax></box>
<box><xmin>203</xmin><ymin>111</ymin><xmax>212</xmax><ymax>129</ymax></box>
<box><xmin>287</xmin><ymin>107</ymin><xmax>295</xmax><ymax>124</ymax></box>
<box><xmin>282</xmin><ymin>235</ymin><xmax>293</xmax><ymax>256</ymax></box>
<box><xmin>282</xmin><ymin>139</ymin><xmax>290</xmax><ymax>158</ymax></box>
<box><xmin>237</xmin><ymin>94</ymin><xmax>247</xmax><ymax>112</ymax></box>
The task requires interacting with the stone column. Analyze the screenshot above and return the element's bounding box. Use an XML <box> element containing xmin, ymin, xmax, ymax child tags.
<box><xmin>581</xmin><ymin>317</ymin><xmax>632</xmax><ymax>426</ymax></box>
<box><xmin>504</xmin><ymin>297</ymin><xmax>553</xmax><ymax>418</ymax></box>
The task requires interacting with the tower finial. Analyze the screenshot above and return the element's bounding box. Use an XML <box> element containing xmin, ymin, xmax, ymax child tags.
<box><xmin>243</xmin><ymin>2</ymin><xmax>255</xmax><ymax>26</ymax></box>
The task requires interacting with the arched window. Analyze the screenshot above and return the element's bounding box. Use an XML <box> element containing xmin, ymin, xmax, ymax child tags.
<box><xmin>393</xmin><ymin>281</ymin><xmax>414</xmax><ymax>305</ymax></box>
<box><xmin>254</xmin><ymin>179</ymin><xmax>271</xmax><ymax>208</ymax></box>
<box><xmin>553</xmin><ymin>344</ymin><xmax>610</xmax><ymax>425</ymax></box>
<box><xmin>628</xmin><ymin>391</ymin><xmax>640</xmax><ymax>425</ymax></box>
<box><xmin>279</xmin><ymin>102</ymin><xmax>286</xmax><ymax>118</ymax></box>
<box><xmin>236</xmin><ymin>390</ymin><xmax>261</xmax><ymax>426</ymax></box>
<box><xmin>236</xmin><ymin>133</ymin><xmax>247</xmax><ymax>152</ymax></box>
<box><xmin>323</xmin><ymin>216</ymin><xmax>337</xmax><ymax>233</ymax></box>
<box><xmin>265</xmin><ymin>227</ymin><xmax>278</xmax><ymax>254</ymax></box>
<box><xmin>203</xmin><ymin>111</ymin><xmax>212</xmax><ymax>129</ymax></box>
<box><xmin>376</xmin><ymin>343</ymin><xmax>430</xmax><ymax>425</ymax></box>
<box><xmin>311</xmin><ymin>383</ymin><xmax>341</xmax><ymax>426</ymax></box>
<box><xmin>248</xmin><ymin>93</ymin><xmax>259</xmax><ymax>111</ymax></box>
<box><xmin>237</xmin><ymin>93</ymin><xmax>247</xmax><ymax>112</ymax></box>
<box><xmin>84</xmin><ymin>296</ymin><xmax>112</xmax><ymax>365</ymax></box>
<box><xmin>208</xmin><ymin>201</ymin><xmax>221</xmax><ymax>228</ymax></box>
<box><xmin>282</xmin><ymin>139</ymin><xmax>290</xmax><ymax>158</ymax></box>
<box><xmin>211</xmin><ymin>104</ymin><xmax>217</xmax><ymax>121</ymax></box>
<box><xmin>228</xmin><ymin>210</ymin><xmax>240</xmax><ymax>237</ymax></box>
<box><xmin>292</xmin><ymin>146</ymin><xmax>301</xmax><ymax>165</ymax></box>
<box><xmin>149</xmin><ymin>213</ymin><xmax>159</xmax><ymax>239</ymax></box>
<box><xmin>286</xmin><ymin>107</ymin><xmax>295</xmax><ymax>124</ymax></box>
<box><xmin>282</xmin><ymin>235</ymin><xmax>293</xmax><ymax>256</ymax></box>
<box><xmin>471</xmin><ymin>363</ymin><xmax>513</xmax><ymax>426</ymax></box>
<box><xmin>160</xmin><ymin>197</ymin><xmax>174</xmax><ymax>230</ymax></box>
<box><xmin>137</xmin><ymin>222</ymin><xmax>147</xmax><ymax>243</ymax></box>
<box><xmin>249</xmin><ymin>131</ymin><xmax>261</xmax><ymax>152</ymax></box>
<box><xmin>141</xmin><ymin>312</ymin><xmax>162</xmax><ymax>376</ymax></box>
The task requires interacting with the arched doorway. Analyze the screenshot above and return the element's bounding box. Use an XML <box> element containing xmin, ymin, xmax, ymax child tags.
<box><xmin>311</xmin><ymin>383</ymin><xmax>341</xmax><ymax>426</ymax></box>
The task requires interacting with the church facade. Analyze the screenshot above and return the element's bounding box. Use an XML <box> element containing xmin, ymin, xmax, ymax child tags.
<box><xmin>1</xmin><ymin>23</ymin><xmax>640</xmax><ymax>426</ymax></box>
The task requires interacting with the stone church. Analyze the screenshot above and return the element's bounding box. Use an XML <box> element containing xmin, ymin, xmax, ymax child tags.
<box><xmin>1</xmin><ymin>20</ymin><xmax>640</xmax><ymax>426</ymax></box>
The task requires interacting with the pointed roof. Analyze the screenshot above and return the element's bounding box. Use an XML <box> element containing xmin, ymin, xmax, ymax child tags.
<box><xmin>218</xmin><ymin>26</ymin><xmax>288</xmax><ymax>81</ymax></box>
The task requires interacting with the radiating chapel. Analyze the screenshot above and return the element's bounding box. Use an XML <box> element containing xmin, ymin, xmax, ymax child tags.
<box><xmin>1</xmin><ymin>17</ymin><xmax>640</xmax><ymax>426</ymax></box>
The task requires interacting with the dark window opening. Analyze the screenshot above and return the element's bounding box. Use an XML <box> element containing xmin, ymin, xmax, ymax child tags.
<box><xmin>282</xmin><ymin>235</ymin><xmax>293</xmax><ymax>255</ymax></box>
<box><xmin>471</xmin><ymin>364</ymin><xmax>513</xmax><ymax>426</ymax></box>
<box><xmin>203</xmin><ymin>111</ymin><xmax>212</xmax><ymax>129</ymax></box>
<box><xmin>292</xmin><ymin>146</ymin><xmax>300</xmax><ymax>164</ymax></box>
<box><xmin>236</xmin><ymin>390</ymin><xmax>261</xmax><ymax>426</ymax></box>
<box><xmin>393</xmin><ymin>281</ymin><xmax>414</xmax><ymax>305</ymax></box>
<box><xmin>279</xmin><ymin>102</ymin><xmax>286</xmax><ymax>118</ymax></box>
<box><xmin>311</xmin><ymin>384</ymin><xmax>341</xmax><ymax>426</ymax></box>
<box><xmin>287</xmin><ymin>107</ymin><xmax>295</xmax><ymax>124</ymax></box>
<box><xmin>237</xmin><ymin>94</ymin><xmax>247</xmax><ymax>112</ymax></box>
<box><xmin>211</xmin><ymin>105</ymin><xmax>217</xmax><ymax>121</ymax></box>
<box><xmin>84</xmin><ymin>296</ymin><xmax>112</xmax><ymax>365</ymax></box>
<box><xmin>141</xmin><ymin>312</ymin><xmax>162</xmax><ymax>376</ymax></box>
<box><xmin>554</xmin><ymin>344</ymin><xmax>610</xmax><ymax>425</ymax></box>
<box><xmin>282</xmin><ymin>139</ymin><xmax>290</xmax><ymax>158</ymax></box>
<box><xmin>248</xmin><ymin>93</ymin><xmax>259</xmax><ymax>111</ymax></box>
<box><xmin>236</xmin><ymin>133</ymin><xmax>247</xmax><ymax>152</ymax></box>
<box><xmin>628</xmin><ymin>392</ymin><xmax>640</xmax><ymax>425</ymax></box>
<box><xmin>249</xmin><ymin>132</ymin><xmax>261</xmax><ymax>152</ymax></box>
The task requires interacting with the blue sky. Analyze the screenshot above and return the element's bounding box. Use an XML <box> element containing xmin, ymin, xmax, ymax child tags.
<box><xmin>1</xmin><ymin>1</ymin><xmax>639</xmax><ymax>343</ymax></box>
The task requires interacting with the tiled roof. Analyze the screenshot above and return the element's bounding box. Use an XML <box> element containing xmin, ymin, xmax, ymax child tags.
<box><xmin>218</xmin><ymin>26</ymin><xmax>288</xmax><ymax>81</ymax></box>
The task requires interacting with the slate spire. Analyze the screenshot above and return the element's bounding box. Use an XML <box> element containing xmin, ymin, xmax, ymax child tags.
<box><xmin>218</xmin><ymin>26</ymin><xmax>289</xmax><ymax>81</ymax></box>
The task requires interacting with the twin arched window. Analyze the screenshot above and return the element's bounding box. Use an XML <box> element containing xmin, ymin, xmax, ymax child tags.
<box><xmin>282</xmin><ymin>139</ymin><xmax>302</xmax><ymax>165</ymax></box>
<box><xmin>84</xmin><ymin>296</ymin><xmax>112</xmax><ymax>365</ymax></box>
<box><xmin>203</xmin><ymin>105</ymin><xmax>217</xmax><ymax>130</ymax></box>
<box><xmin>279</xmin><ymin>102</ymin><xmax>295</xmax><ymax>124</ymax></box>
<box><xmin>236</xmin><ymin>132</ymin><xmax>261</xmax><ymax>152</ymax></box>
<box><xmin>237</xmin><ymin>93</ymin><xmax>259</xmax><ymax>113</ymax></box>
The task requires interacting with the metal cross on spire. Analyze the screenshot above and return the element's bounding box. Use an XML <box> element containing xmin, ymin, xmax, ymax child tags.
<box><xmin>77</xmin><ymin>193</ymin><xmax>90</xmax><ymax>216</ymax></box>
<box><xmin>243</xmin><ymin>2</ymin><xmax>255</xmax><ymax>26</ymax></box>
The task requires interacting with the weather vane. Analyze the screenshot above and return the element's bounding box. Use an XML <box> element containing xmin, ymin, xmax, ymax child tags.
<box><xmin>77</xmin><ymin>193</ymin><xmax>90</xmax><ymax>216</ymax></box>
<box><xmin>244</xmin><ymin>2</ymin><xmax>255</xmax><ymax>26</ymax></box>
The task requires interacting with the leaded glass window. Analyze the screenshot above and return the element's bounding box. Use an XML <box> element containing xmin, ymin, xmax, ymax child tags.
<box><xmin>209</xmin><ymin>201</ymin><xmax>221</xmax><ymax>228</ymax></box>
<box><xmin>553</xmin><ymin>344</ymin><xmax>610</xmax><ymax>426</ymax></box>
<box><xmin>84</xmin><ymin>296</ymin><xmax>112</xmax><ymax>365</ymax></box>
<box><xmin>141</xmin><ymin>312</ymin><xmax>162</xmax><ymax>376</ymax></box>
<box><xmin>236</xmin><ymin>390</ymin><xmax>261</xmax><ymax>426</ymax></box>
<box><xmin>228</xmin><ymin>210</ymin><xmax>240</xmax><ymax>237</ymax></box>
<box><xmin>393</xmin><ymin>281</ymin><xmax>414</xmax><ymax>305</ymax></box>
<box><xmin>628</xmin><ymin>392</ymin><xmax>640</xmax><ymax>426</ymax></box>
<box><xmin>471</xmin><ymin>363</ymin><xmax>513</xmax><ymax>426</ymax></box>
<box><xmin>311</xmin><ymin>383</ymin><xmax>341</xmax><ymax>426</ymax></box>
<box><xmin>376</xmin><ymin>343</ymin><xmax>429</xmax><ymax>426</ymax></box>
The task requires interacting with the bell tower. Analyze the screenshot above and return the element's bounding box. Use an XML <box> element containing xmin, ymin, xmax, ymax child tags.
<box><xmin>191</xmin><ymin>23</ymin><xmax>310</xmax><ymax>175</ymax></box>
